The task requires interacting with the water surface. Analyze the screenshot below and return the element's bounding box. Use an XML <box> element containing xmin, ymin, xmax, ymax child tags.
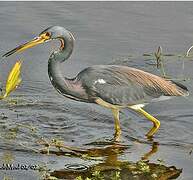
<box><xmin>0</xmin><ymin>2</ymin><xmax>193</xmax><ymax>180</ymax></box>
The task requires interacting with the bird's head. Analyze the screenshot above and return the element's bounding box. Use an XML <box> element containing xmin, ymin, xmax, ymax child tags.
<box><xmin>2</xmin><ymin>26</ymin><xmax>75</xmax><ymax>58</ymax></box>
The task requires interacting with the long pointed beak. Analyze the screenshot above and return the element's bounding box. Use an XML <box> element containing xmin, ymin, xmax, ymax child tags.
<box><xmin>2</xmin><ymin>34</ymin><xmax>49</xmax><ymax>58</ymax></box>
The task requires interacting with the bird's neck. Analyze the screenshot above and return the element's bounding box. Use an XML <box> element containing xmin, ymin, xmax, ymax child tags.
<box><xmin>53</xmin><ymin>35</ymin><xmax>74</xmax><ymax>62</ymax></box>
<box><xmin>48</xmin><ymin>57</ymin><xmax>78</xmax><ymax>100</ymax></box>
<box><xmin>48</xmin><ymin>35</ymin><xmax>83</xmax><ymax>101</ymax></box>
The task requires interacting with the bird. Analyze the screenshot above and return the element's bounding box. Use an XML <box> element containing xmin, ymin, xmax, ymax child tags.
<box><xmin>2</xmin><ymin>26</ymin><xmax>189</xmax><ymax>141</ymax></box>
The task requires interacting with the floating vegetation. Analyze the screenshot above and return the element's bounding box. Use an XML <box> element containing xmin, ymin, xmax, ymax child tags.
<box><xmin>137</xmin><ymin>160</ymin><xmax>150</xmax><ymax>173</ymax></box>
<box><xmin>11</xmin><ymin>138</ymin><xmax>179</xmax><ymax>180</ymax></box>
<box><xmin>50</xmin><ymin>159</ymin><xmax>182</xmax><ymax>180</ymax></box>
<box><xmin>0</xmin><ymin>121</ymin><xmax>37</xmax><ymax>141</ymax></box>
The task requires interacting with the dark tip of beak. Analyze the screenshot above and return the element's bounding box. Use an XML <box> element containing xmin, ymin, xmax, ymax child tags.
<box><xmin>2</xmin><ymin>45</ymin><xmax>24</xmax><ymax>58</ymax></box>
<box><xmin>2</xmin><ymin>48</ymin><xmax>16</xmax><ymax>58</ymax></box>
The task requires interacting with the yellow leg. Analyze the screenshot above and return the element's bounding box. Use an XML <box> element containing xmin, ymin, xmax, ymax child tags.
<box><xmin>95</xmin><ymin>98</ymin><xmax>122</xmax><ymax>141</ymax></box>
<box><xmin>112</xmin><ymin>108</ymin><xmax>121</xmax><ymax>141</ymax></box>
<box><xmin>130</xmin><ymin>107</ymin><xmax>160</xmax><ymax>137</ymax></box>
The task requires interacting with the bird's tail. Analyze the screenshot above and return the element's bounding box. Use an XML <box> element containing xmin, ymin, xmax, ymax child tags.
<box><xmin>171</xmin><ymin>80</ymin><xmax>189</xmax><ymax>96</ymax></box>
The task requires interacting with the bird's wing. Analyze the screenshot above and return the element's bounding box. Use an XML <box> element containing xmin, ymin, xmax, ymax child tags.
<box><xmin>78</xmin><ymin>65</ymin><xmax>187</xmax><ymax>106</ymax></box>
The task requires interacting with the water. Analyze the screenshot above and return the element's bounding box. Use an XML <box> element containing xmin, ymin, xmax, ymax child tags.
<box><xmin>0</xmin><ymin>2</ymin><xmax>193</xmax><ymax>179</ymax></box>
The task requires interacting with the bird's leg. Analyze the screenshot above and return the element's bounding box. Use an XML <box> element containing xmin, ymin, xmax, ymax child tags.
<box><xmin>130</xmin><ymin>107</ymin><xmax>160</xmax><ymax>137</ymax></box>
<box><xmin>95</xmin><ymin>98</ymin><xmax>122</xmax><ymax>141</ymax></box>
<box><xmin>112</xmin><ymin>108</ymin><xmax>121</xmax><ymax>141</ymax></box>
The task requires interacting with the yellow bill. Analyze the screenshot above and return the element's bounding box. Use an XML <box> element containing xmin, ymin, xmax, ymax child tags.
<box><xmin>0</xmin><ymin>60</ymin><xmax>22</xmax><ymax>99</ymax></box>
<box><xmin>2</xmin><ymin>33</ymin><xmax>50</xmax><ymax>58</ymax></box>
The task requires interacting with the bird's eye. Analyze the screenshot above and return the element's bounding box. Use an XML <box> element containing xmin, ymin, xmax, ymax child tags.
<box><xmin>45</xmin><ymin>32</ymin><xmax>51</xmax><ymax>37</ymax></box>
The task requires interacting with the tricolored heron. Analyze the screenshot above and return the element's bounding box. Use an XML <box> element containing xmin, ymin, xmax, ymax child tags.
<box><xmin>2</xmin><ymin>26</ymin><xmax>189</xmax><ymax>141</ymax></box>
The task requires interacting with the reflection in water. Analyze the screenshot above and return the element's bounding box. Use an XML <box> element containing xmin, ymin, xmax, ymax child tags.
<box><xmin>46</xmin><ymin>141</ymin><xmax>182</xmax><ymax>180</ymax></box>
<box><xmin>141</xmin><ymin>142</ymin><xmax>159</xmax><ymax>161</ymax></box>
<box><xmin>0</xmin><ymin>134</ymin><xmax>182</xmax><ymax>179</ymax></box>
<box><xmin>0</xmin><ymin>96</ymin><xmax>184</xmax><ymax>179</ymax></box>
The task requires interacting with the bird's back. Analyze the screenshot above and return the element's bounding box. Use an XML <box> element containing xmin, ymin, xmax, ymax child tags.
<box><xmin>77</xmin><ymin>65</ymin><xmax>188</xmax><ymax>106</ymax></box>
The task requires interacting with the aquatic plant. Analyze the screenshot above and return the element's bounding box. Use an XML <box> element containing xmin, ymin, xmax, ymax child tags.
<box><xmin>186</xmin><ymin>45</ymin><xmax>193</xmax><ymax>57</ymax></box>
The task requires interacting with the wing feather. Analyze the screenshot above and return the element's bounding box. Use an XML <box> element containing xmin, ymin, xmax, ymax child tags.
<box><xmin>78</xmin><ymin>65</ymin><xmax>188</xmax><ymax>106</ymax></box>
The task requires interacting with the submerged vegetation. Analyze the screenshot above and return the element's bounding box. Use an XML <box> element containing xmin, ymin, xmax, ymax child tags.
<box><xmin>53</xmin><ymin>157</ymin><xmax>182</xmax><ymax>180</ymax></box>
